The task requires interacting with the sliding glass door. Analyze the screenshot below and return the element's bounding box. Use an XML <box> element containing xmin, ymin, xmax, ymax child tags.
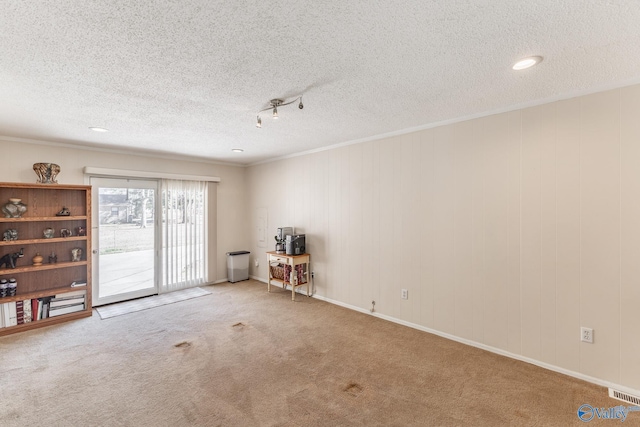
<box><xmin>91</xmin><ymin>177</ymin><xmax>159</xmax><ymax>306</ymax></box>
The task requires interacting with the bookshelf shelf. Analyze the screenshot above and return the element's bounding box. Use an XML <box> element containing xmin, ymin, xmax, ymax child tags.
<box><xmin>0</xmin><ymin>260</ymin><xmax>88</xmax><ymax>275</ymax></box>
<box><xmin>0</xmin><ymin>236</ymin><xmax>87</xmax><ymax>247</ymax></box>
<box><xmin>0</xmin><ymin>215</ymin><xmax>87</xmax><ymax>223</ymax></box>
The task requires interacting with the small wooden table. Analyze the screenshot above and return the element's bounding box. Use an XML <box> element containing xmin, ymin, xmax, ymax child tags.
<box><xmin>267</xmin><ymin>251</ymin><xmax>310</xmax><ymax>301</ymax></box>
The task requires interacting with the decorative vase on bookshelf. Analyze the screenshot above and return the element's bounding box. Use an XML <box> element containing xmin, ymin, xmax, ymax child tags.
<box><xmin>33</xmin><ymin>163</ymin><xmax>61</xmax><ymax>184</ymax></box>
<box><xmin>2</xmin><ymin>198</ymin><xmax>27</xmax><ymax>218</ymax></box>
<box><xmin>32</xmin><ymin>253</ymin><xmax>43</xmax><ymax>266</ymax></box>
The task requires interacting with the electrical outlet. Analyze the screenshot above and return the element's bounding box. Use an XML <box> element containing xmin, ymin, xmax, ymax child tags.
<box><xmin>581</xmin><ymin>327</ymin><xmax>593</xmax><ymax>343</ymax></box>
<box><xmin>401</xmin><ymin>289</ymin><xmax>408</xmax><ymax>300</ymax></box>
<box><xmin>254</xmin><ymin>259</ymin><xmax>259</xmax><ymax>267</ymax></box>
<box><xmin>311</xmin><ymin>271</ymin><xmax>315</xmax><ymax>278</ymax></box>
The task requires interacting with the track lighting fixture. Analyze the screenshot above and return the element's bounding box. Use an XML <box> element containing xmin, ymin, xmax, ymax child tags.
<box><xmin>256</xmin><ymin>96</ymin><xmax>303</xmax><ymax>128</ymax></box>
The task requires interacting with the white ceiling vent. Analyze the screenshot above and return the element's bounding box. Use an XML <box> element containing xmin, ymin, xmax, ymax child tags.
<box><xmin>609</xmin><ymin>388</ymin><xmax>640</xmax><ymax>406</ymax></box>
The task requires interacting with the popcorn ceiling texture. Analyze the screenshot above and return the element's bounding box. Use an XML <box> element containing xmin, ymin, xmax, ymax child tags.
<box><xmin>1</xmin><ymin>0</ymin><xmax>639</xmax><ymax>164</ymax></box>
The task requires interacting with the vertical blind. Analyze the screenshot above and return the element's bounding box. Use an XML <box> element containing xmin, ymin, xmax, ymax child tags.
<box><xmin>160</xmin><ymin>179</ymin><xmax>208</xmax><ymax>293</ymax></box>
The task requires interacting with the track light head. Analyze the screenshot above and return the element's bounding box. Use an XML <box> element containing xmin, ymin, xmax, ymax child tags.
<box><xmin>255</xmin><ymin>95</ymin><xmax>303</xmax><ymax>126</ymax></box>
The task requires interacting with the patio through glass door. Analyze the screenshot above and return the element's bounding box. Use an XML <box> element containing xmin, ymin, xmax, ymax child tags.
<box><xmin>91</xmin><ymin>177</ymin><xmax>159</xmax><ymax>306</ymax></box>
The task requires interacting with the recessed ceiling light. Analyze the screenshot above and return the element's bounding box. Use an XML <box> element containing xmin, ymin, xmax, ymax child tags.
<box><xmin>232</xmin><ymin>148</ymin><xmax>244</xmax><ymax>153</ymax></box>
<box><xmin>512</xmin><ymin>56</ymin><xmax>543</xmax><ymax>71</ymax></box>
<box><xmin>89</xmin><ymin>127</ymin><xmax>109</xmax><ymax>132</ymax></box>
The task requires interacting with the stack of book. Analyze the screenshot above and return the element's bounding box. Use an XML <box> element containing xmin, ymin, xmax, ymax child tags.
<box><xmin>48</xmin><ymin>290</ymin><xmax>86</xmax><ymax>317</ymax></box>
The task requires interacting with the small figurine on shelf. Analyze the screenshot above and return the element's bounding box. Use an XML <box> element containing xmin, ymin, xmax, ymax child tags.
<box><xmin>49</xmin><ymin>252</ymin><xmax>57</xmax><ymax>264</ymax></box>
<box><xmin>7</xmin><ymin>278</ymin><xmax>17</xmax><ymax>296</ymax></box>
<box><xmin>43</xmin><ymin>227</ymin><xmax>55</xmax><ymax>239</ymax></box>
<box><xmin>32</xmin><ymin>253</ymin><xmax>43</xmax><ymax>266</ymax></box>
<box><xmin>76</xmin><ymin>226</ymin><xmax>86</xmax><ymax>236</ymax></box>
<box><xmin>71</xmin><ymin>247</ymin><xmax>82</xmax><ymax>262</ymax></box>
<box><xmin>0</xmin><ymin>248</ymin><xmax>24</xmax><ymax>269</ymax></box>
<box><xmin>60</xmin><ymin>228</ymin><xmax>72</xmax><ymax>238</ymax></box>
<box><xmin>2</xmin><ymin>229</ymin><xmax>18</xmax><ymax>241</ymax></box>
<box><xmin>56</xmin><ymin>206</ymin><xmax>70</xmax><ymax>216</ymax></box>
<box><xmin>0</xmin><ymin>278</ymin><xmax>16</xmax><ymax>296</ymax></box>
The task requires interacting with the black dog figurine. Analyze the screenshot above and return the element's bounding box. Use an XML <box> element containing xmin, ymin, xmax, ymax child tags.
<box><xmin>0</xmin><ymin>248</ymin><xmax>24</xmax><ymax>269</ymax></box>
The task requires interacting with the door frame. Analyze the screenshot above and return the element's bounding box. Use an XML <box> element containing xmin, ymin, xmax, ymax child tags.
<box><xmin>90</xmin><ymin>177</ymin><xmax>161</xmax><ymax>306</ymax></box>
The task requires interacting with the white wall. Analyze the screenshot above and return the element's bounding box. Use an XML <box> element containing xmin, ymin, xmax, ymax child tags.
<box><xmin>247</xmin><ymin>83</ymin><xmax>640</xmax><ymax>392</ymax></box>
<box><xmin>0</xmin><ymin>138</ymin><xmax>248</xmax><ymax>282</ymax></box>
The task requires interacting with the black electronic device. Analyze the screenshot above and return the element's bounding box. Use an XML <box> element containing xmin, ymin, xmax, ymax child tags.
<box><xmin>285</xmin><ymin>234</ymin><xmax>306</xmax><ymax>255</ymax></box>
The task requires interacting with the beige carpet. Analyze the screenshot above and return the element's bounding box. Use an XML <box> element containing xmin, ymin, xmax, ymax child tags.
<box><xmin>0</xmin><ymin>280</ymin><xmax>622</xmax><ymax>426</ymax></box>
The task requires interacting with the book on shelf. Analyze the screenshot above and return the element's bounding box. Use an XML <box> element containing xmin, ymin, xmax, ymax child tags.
<box><xmin>49</xmin><ymin>303</ymin><xmax>85</xmax><ymax>317</ymax></box>
<box><xmin>32</xmin><ymin>299</ymin><xmax>39</xmax><ymax>322</ymax></box>
<box><xmin>50</xmin><ymin>297</ymin><xmax>85</xmax><ymax>308</ymax></box>
<box><xmin>16</xmin><ymin>300</ymin><xmax>24</xmax><ymax>325</ymax></box>
<box><xmin>0</xmin><ymin>303</ymin><xmax>12</xmax><ymax>328</ymax></box>
<box><xmin>38</xmin><ymin>297</ymin><xmax>52</xmax><ymax>320</ymax></box>
<box><xmin>23</xmin><ymin>299</ymin><xmax>32</xmax><ymax>324</ymax></box>
<box><xmin>6</xmin><ymin>302</ymin><xmax>17</xmax><ymax>326</ymax></box>
<box><xmin>53</xmin><ymin>290</ymin><xmax>86</xmax><ymax>300</ymax></box>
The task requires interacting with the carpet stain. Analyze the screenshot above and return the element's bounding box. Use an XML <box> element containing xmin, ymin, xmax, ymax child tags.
<box><xmin>344</xmin><ymin>382</ymin><xmax>364</xmax><ymax>397</ymax></box>
<box><xmin>174</xmin><ymin>341</ymin><xmax>191</xmax><ymax>348</ymax></box>
<box><xmin>232</xmin><ymin>322</ymin><xmax>246</xmax><ymax>328</ymax></box>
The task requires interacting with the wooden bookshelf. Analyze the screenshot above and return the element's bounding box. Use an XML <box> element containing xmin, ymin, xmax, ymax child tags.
<box><xmin>0</xmin><ymin>182</ymin><xmax>92</xmax><ymax>336</ymax></box>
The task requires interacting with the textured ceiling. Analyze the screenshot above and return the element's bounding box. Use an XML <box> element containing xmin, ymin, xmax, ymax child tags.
<box><xmin>1</xmin><ymin>1</ymin><xmax>640</xmax><ymax>165</ymax></box>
